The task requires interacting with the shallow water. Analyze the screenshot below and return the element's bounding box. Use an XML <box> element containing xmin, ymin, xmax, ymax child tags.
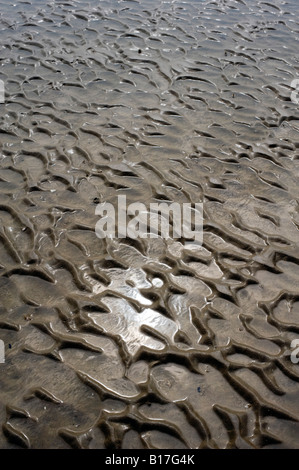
<box><xmin>0</xmin><ymin>0</ymin><xmax>299</xmax><ymax>449</ymax></box>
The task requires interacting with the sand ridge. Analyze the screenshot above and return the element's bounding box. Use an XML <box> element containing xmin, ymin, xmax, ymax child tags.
<box><xmin>0</xmin><ymin>0</ymin><xmax>299</xmax><ymax>449</ymax></box>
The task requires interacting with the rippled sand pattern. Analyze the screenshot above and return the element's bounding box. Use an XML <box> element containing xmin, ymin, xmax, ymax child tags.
<box><xmin>0</xmin><ymin>0</ymin><xmax>299</xmax><ymax>449</ymax></box>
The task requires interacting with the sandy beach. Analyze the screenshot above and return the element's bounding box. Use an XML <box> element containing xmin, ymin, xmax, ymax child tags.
<box><xmin>0</xmin><ymin>0</ymin><xmax>299</xmax><ymax>449</ymax></box>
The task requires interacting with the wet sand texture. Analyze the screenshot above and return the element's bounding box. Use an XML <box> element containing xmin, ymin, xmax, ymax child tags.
<box><xmin>0</xmin><ymin>0</ymin><xmax>299</xmax><ymax>449</ymax></box>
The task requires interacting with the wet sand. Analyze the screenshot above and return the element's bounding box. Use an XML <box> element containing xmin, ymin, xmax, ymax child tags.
<box><xmin>0</xmin><ymin>0</ymin><xmax>299</xmax><ymax>449</ymax></box>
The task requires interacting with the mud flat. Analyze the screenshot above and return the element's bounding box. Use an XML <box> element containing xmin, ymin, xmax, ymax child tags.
<box><xmin>0</xmin><ymin>0</ymin><xmax>299</xmax><ymax>449</ymax></box>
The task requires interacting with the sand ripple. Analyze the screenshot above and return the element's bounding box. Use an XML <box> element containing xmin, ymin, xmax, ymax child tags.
<box><xmin>0</xmin><ymin>0</ymin><xmax>299</xmax><ymax>448</ymax></box>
